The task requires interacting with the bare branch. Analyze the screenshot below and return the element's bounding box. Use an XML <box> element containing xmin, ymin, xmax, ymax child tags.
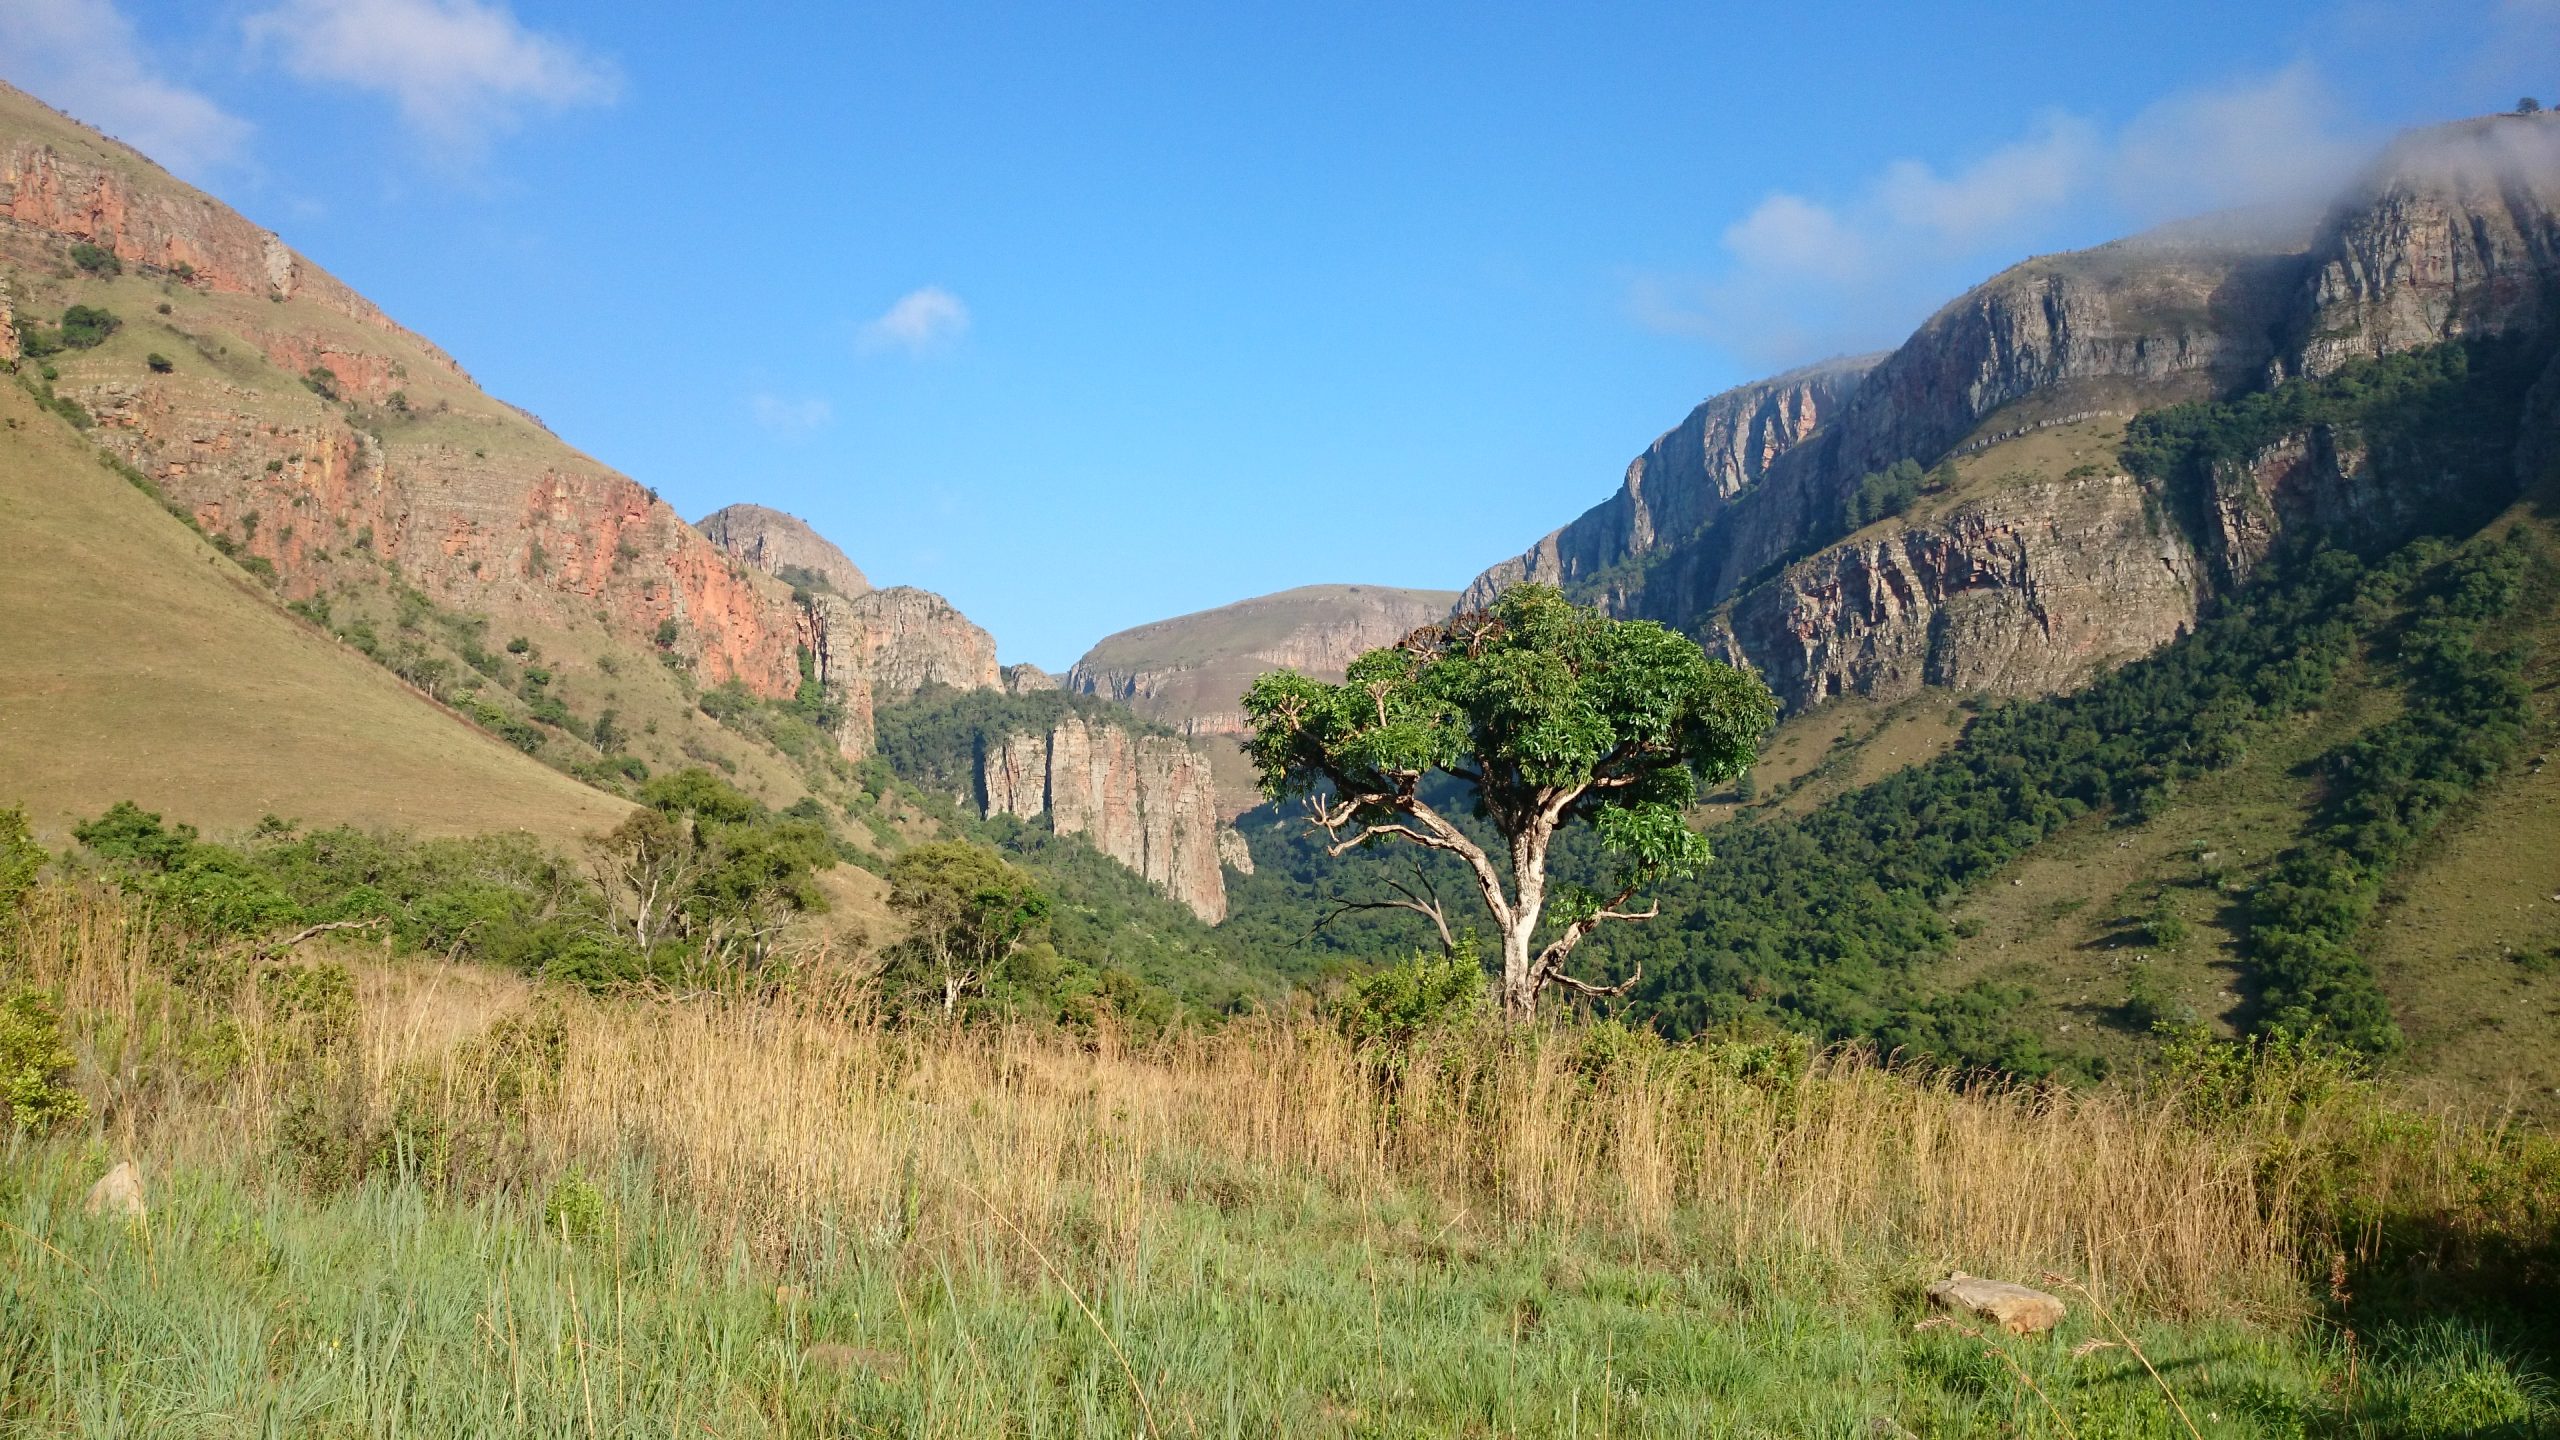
<box><xmin>1313</xmin><ymin>858</ymin><xmax>1458</xmax><ymax>951</ymax></box>
<box><xmin>1548</xmin><ymin>962</ymin><xmax>1642</xmax><ymax>999</ymax></box>
<box><xmin>258</xmin><ymin>917</ymin><xmax>385</xmax><ymax>957</ymax></box>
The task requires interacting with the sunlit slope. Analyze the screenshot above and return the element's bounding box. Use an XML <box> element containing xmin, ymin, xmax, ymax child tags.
<box><xmin>0</xmin><ymin>384</ymin><xmax>630</xmax><ymax>844</ymax></box>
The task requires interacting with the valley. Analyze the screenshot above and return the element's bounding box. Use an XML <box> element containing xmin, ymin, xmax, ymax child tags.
<box><xmin>2</xmin><ymin>45</ymin><xmax>2557</xmax><ymax>1436</ymax></box>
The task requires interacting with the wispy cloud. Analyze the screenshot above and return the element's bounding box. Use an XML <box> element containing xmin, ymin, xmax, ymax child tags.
<box><xmin>1632</xmin><ymin>66</ymin><xmax>2369</xmax><ymax>367</ymax></box>
<box><xmin>748</xmin><ymin>392</ymin><xmax>833</xmax><ymax>433</ymax></box>
<box><xmin>859</xmin><ymin>286</ymin><xmax>971</xmax><ymax>354</ymax></box>
<box><xmin>244</xmin><ymin>0</ymin><xmax>619</xmax><ymax>152</ymax></box>
<box><xmin>0</xmin><ymin>0</ymin><xmax>252</xmax><ymax>176</ymax></box>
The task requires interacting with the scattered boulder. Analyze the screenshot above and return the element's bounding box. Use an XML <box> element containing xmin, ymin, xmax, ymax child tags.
<box><xmin>83</xmin><ymin>1160</ymin><xmax>146</xmax><ymax>1221</ymax></box>
<box><xmin>1926</xmin><ymin>1272</ymin><xmax>2065</xmax><ymax>1335</ymax></box>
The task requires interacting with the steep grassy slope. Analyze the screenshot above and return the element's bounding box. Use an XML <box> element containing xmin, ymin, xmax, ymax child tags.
<box><xmin>0</xmin><ymin>381</ymin><xmax>629</xmax><ymax>845</ymax></box>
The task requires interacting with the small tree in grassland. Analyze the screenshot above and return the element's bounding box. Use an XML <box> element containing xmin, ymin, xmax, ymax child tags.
<box><xmin>885</xmin><ymin>842</ymin><xmax>1051</xmax><ymax>1015</ymax></box>
<box><xmin>1244</xmin><ymin>583</ymin><xmax>1774</xmax><ymax>1020</ymax></box>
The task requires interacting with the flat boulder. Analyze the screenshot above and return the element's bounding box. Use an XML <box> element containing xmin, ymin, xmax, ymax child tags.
<box><xmin>1927</xmin><ymin>1272</ymin><xmax>2065</xmax><ymax>1335</ymax></box>
<box><xmin>83</xmin><ymin>1160</ymin><xmax>145</xmax><ymax>1221</ymax></box>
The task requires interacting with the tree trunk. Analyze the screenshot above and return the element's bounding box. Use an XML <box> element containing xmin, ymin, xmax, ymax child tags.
<box><xmin>1497</xmin><ymin>827</ymin><xmax>1551</xmax><ymax>1020</ymax></box>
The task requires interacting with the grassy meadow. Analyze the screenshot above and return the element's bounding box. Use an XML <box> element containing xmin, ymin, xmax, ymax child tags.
<box><xmin>4</xmin><ymin>882</ymin><xmax>2555</xmax><ymax>1437</ymax></box>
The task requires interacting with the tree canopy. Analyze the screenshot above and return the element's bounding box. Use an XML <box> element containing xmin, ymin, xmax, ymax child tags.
<box><xmin>1242</xmin><ymin>583</ymin><xmax>1773</xmax><ymax>1017</ymax></box>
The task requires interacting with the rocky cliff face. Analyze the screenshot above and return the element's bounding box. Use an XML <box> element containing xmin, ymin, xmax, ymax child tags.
<box><xmin>1460</xmin><ymin>357</ymin><xmax>1877</xmax><ymax>610</ymax></box>
<box><xmin>1473</xmin><ymin>111</ymin><xmax>2560</xmax><ymax>719</ymax></box>
<box><xmin>1713</xmin><ymin>468</ymin><xmax>2206</xmax><ymax>712</ymax></box>
<box><xmin>1003</xmin><ymin>662</ymin><xmax>1061</xmax><ymax>693</ymax></box>
<box><xmin>1068</xmin><ymin>584</ymin><xmax>1458</xmax><ymax>813</ymax></box>
<box><xmin>980</xmin><ymin>714</ymin><xmax>1232</xmax><ymax>922</ymax></box>
<box><xmin>2286</xmin><ymin>115</ymin><xmax>2560</xmax><ymax>377</ymax></box>
<box><xmin>0</xmin><ymin>81</ymin><xmax>811</xmax><ymax>707</ymax></box>
<box><xmin>801</xmin><ymin>587</ymin><xmax>1002</xmax><ymax>759</ymax></box>
<box><xmin>3</xmin><ymin>114</ymin><xmax>466</xmax><ymax>379</ymax></box>
<box><xmin>697</xmin><ymin>503</ymin><xmax>873</xmax><ymax>598</ymax></box>
<box><xmin>1070</xmin><ymin>583</ymin><xmax>1457</xmax><ymax>736</ymax></box>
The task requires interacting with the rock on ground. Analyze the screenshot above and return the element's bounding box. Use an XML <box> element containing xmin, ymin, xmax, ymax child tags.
<box><xmin>1926</xmin><ymin>1272</ymin><xmax>2066</xmax><ymax>1335</ymax></box>
<box><xmin>83</xmin><ymin>1161</ymin><xmax>145</xmax><ymax>1220</ymax></box>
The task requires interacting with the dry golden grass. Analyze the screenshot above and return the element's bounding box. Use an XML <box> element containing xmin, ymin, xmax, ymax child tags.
<box><xmin>0</xmin><ymin>382</ymin><xmax>631</xmax><ymax>848</ymax></box>
<box><xmin>24</xmin><ymin>881</ymin><xmax>2528</xmax><ymax>1330</ymax></box>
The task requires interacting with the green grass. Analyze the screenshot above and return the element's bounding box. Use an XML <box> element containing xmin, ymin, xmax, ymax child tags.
<box><xmin>6</xmin><ymin>1145</ymin><xmax>2548</xmax><ymax>1438</ymax></box>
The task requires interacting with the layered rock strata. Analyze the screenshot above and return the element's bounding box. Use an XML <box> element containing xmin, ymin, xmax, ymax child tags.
<box><xmin>1713</xmin><ymin>468</ymin><xmax>2206</xmax><ymax>712</ymax></box>
<box><xmin>1471</xmin><ymin>111</ymin><xmax>2560</xmax><ymax>717</ymax></box>
<box><xmin>980</xmin><ymin>715</ymin><xmax>1232</xmax><ymax>922</ymax></box>
<box><xmin>697</xmin><ymin>504</ymin><xmax>872</xmax><ymax>597</ymax></box>
<box><xmin>0</xmin><ymin>81</ymin><xmax>809</xmax><ymax>705</ymax></box>
<box><xmin>1460</xmin><ymin>357</ymin><xmax>1876</xmax><ymax>610</ymax></box>
<box><xmin>802</xmin><ymin>587</ymin><xmax>1002</xmax><ymax>758</ymax></box>
<box><xmin>2286</xmin><ymin>116</ymin><xmax>2560</xmax><ymax>377</ymax></box>
<box><xmin>1069</xmin><ymin>584</ymin><xmax>1456</xmax><ymax>812</ymax></box>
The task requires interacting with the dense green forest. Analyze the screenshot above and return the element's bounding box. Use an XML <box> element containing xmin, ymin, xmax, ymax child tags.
<box><xmin>1219</xmin><ymin>340</ymin><xmax>2553</xmax><ymax>1072</ymax></box>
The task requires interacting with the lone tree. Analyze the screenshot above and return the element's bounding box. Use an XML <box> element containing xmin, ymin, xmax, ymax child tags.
<box><xmin>886</xmin><ymin>842</ymin><xmax>1052</xmax><ymax>1014</ymax></box>
<box><xmin>1244</xmin><ymin>584</ymin><xmax>1773</xmax><ymax>1019</ymax></box>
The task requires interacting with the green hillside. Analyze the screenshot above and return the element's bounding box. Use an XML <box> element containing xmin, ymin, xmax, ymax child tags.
<box><xmin>1223</xmin><ymin>341</ymin><xmax>2560</xmax><ymax>1101</ymax></box>
<box><xmin>0</xmin><ymin>379</ymin><xmax>630</xmax><ymax>846</ymax></box>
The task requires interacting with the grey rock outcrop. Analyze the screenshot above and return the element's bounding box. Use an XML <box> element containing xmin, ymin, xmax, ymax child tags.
<box><xmin>1003</xmin><ymin>662</ymin><xmax>1060</xmax><ymax>693</ymax></box>
<box><xmin>697</xmin><ymin>503</ymin><xmax>873</xmax><ymax>598</ymax></box>
<box><xmin>1714</xmin><ymin>467</ymin><xmax>2206</xmax><ymax>712</ymax></box>
<box><xmin>1461</xmin><ymin>356</ymin><xmax>1877</xmax><ymax>610</ymax></box>
<box><xmin>1069</xmin><ymin>584</ymin><xmax>1457</xmax><ymax>813</ymax></box>
<box><xmin>980</xmin><ymin>713</ymin><xmax>1231</xmax><ymax>922</ymax></box>
<box><xmin>1216</xmin><ymin>826</ymin><xmax>1255</xmax><ymax>876</ymax></box>
<box><xmin>2286</xmin><ymin>114</ymin><xmax>2560</xmax><ymax>377</ymax></box>
<box><xmin>804</xmin><ymin>587</ymin><xmax>1002</xmax><ymax>758</ymax></box>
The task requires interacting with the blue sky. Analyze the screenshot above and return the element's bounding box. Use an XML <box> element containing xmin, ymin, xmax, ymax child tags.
<box><xmin>5</xmin><ymin>1</ymin><xmax>2553</xmax><ymax>667</ymax></box>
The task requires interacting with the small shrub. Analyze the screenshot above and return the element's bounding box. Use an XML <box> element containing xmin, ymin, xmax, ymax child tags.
<box><xmin>543</xmin><ymin>1170</ymin><xmax>614</xmax><ymax>1244</ymax></box>
<box><xmin>0</xmin><ymin>806</ymin><xmax>45</xmax><ymax>913</ymax></box>
<box><xmin>259</xmin><ymin>962</ymin><xmax>359</xmax><ymax>1063</ymax></box>
<box><xmin>1335</xmin><ymin>942</ymin><xmax>1487</xmax><ymax>1052</ymax></box>
<box><xmin>302</xmin><ymin>366</ymin><xmax>341</xmax><ymax>401</ymax></box>
<box><xmin>0</xmin><ymin>990</ymin><xmax>87</xmax><ymax>1134</ymax></box>
<box><xmin>146</xmin><ymin>352</ymin><xmax>173</xmax><ymax>373</ymax></box>
<box><xmin>57</xmin><ymin>304</ymin><xmax>120</xmax><ymax>349</ymax></box>
<box><xmin>68</xmin><ymin>241</ymin><xmax>120</xmax><ymax>276</ymax></box>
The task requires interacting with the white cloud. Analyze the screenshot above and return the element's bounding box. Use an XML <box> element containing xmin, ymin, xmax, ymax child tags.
<box><xmin>244</xmin><ymin>0</ymin><xmax>619</xmax><ymax>150</ymax></box>
<box><xmin>859</xmin><ymin>286</ymin><xmax>971</xmax><ymax>354</ymax></box>
<box><xmin>0</xmin><ymin>0</ymin><xmax>252</xmax><ymax>175</ymax></box>
<box><xmin>2111</xmin><ymin>66</ymin><xmax>2362</xmax><ymax>220</ymax></box>
<box><xmin>1876</xmin><ymin>114</ymin><xmax>2102</xmax><ymax>246</ymax></box>
<box><xmin>1632</xmin><ymin>67</ymin><xmax>2373</xmax><ymax>367</ymax></box>
<box><xmin>748</xmin><ymin>393</ymin><xmax>833</xmax><ymax>433</ymax></box>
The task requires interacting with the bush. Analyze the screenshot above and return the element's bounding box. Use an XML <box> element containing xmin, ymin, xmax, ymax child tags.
<box><xmin>543</xmin><ymin>1171</ymin><xmax>614</xmax><ymax>1244</ymax></box>
<box><xmin>68</xmin><ymin>241</ymin><xmax>120</xmax><ymax>276</ymax></box>
<box><xmin>1334</xmin><ymin>942</ymin><xmax>1488</xmax><ymax>1051</ymax></box>
<box><xmin>146</xmin><ymin>352</ymin><xmax>173</xmax><ymax>374</ymax></box>
<box><xmin>0</xmin><ymin>806</ymin><xmax>45</xmax><ymax>914</ymax></box>
<box><xmin>57</xmin><ymin>305</ymin><xmax>120</xmax><ymax>349</ymax></box>
<box><xmin>0</xmin><ymin>990</ymin><xmax>87</xmax><ymax>1134</ymax></box>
